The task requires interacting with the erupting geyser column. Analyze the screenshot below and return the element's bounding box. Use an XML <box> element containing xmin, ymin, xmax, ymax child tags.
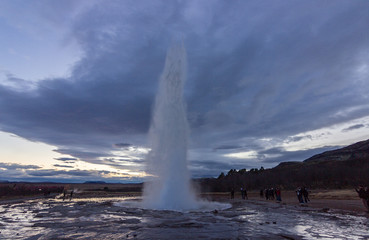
<box><xmin>143</xmin><ymin>43</ymin><xmax>198</xmax><ymax>210</ymax></box>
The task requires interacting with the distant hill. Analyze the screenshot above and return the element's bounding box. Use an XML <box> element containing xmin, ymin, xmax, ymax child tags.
<box><xmin>304</xmin><ymin>139</ymin><xmax>369</xmax><ymax>163</ymax></box>
<box><xmin>84</xmin><ymin>181</ymin><xmax>106</xmax><ymax>184</ymax></box>
<box><xmin>198</xmin><ymin>139</ymin><xmax>369</xmax><ymax>191</ymax></box>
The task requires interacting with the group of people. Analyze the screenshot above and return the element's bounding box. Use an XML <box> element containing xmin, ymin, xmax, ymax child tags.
<box><xmin>228</xmin><ymin>184</ymin><xmax>369</xmax><ymax>213</ymax></box>
<box><xmin>62</xmin><ymin>188</ymin><xmax>74</xmax><ymax>201</ymax></box>
<box><xmin>355</xmin><ymin>186</ymin><xmax>369</xmax><ymax>212</ymax></box>
<box><xmin>230</xmin><ymin>187</ymin><xmax>248</xmax><ymax>199</ymax></box>
<box><xmin>231</xmin><ymin>187</ymin><xmax>282</xmax><ymax>202</ymax></box>
<box><xmin>296</xmin><ymin>186</ymin><xmax>310</xmax><ymax>204</ymax></box>
<box><xmin>260</xmin><ymin>187</ymin><xmax>282</xmax><ymax>202</ymax></box>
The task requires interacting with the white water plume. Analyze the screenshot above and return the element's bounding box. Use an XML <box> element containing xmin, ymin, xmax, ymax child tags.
<box><xmin>143</xmin><ymin>43</ymin><xmax>198</xmax><ymax>210</ymax></box>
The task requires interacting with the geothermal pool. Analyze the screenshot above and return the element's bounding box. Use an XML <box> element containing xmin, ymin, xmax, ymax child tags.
<box><xmin>0</xmin><ymin>197</ymin><xmax>368</xmax><ymax>239</ymax></box>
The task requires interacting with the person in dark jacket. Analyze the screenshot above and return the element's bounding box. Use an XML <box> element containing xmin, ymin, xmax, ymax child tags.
<box><xmin>230</xmin><ymin>188</ymin><xmax>235</xmax><ymax>199</ymax></box>
<box><xmin>275</xmin><ymin>187</ymin><xmax>282</xmax><ymax>202</ymax></box>
<box><xmin>296</xmin><ymin>187</ymin><xmax>304</xmax><ymax>203</ymax></box>
<box><xmin>355</xmin><ymin>186</ymin><xmax>369</xmax><ymax>212</ymax></box>
<box><xmin>301</xmin><ymin>186</ymin><xmax>310</xmax><ymax>203</ymax></box>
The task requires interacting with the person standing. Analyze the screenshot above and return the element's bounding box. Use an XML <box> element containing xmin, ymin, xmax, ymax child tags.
<box><xmin>302</xmin><ymin>186</ymin><xmax>310</xmax><ymax>203</ymax></box>
<box><xmin>269</xmin><ymin>188</ymin><xmax>275</xmax><ymax>200</ymax></box>
<box><xmin>230</xmin><ymin>188</ymin><xmax>235</xmax><ymax>199</ymax></box>
<box><xmin>62</xmin><ymin>187</ymin><xmax>67</xmax><ymax>201</ymax></box>
<box><xmin>275</xmin><ymin>187</ymin><xmax>282</xmax><ymax>202</ymax></box>
<box><xmin>355</xmin><ymin>186</ymin><xmax>369</xmax><ymax>212</ymax></box>
<box><xmin>265</xmin><ymin>188</ymin><xmax>269</xmax><ymax>200</ymax></box>
<box><xmin>296</xmin><ymin>187</ymin><xmax>303</xmax><ymax>203</ymax></box>
<box><xmin>69</xmin><ymin>189</ymin><xmax>74</xmax><ymax>201</ymax></box>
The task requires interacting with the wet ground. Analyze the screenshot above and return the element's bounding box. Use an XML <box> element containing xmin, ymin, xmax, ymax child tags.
<box><xmin>0</xmin><ymin>197</ymin><xmax>368</xmax><ymax>239</ymax></box>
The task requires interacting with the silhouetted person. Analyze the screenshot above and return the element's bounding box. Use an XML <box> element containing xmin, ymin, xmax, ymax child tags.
<box><xmin>260</xmin><ymin>189</ymin><xmax>264</xmax><ymax>198</ymax></box>
<box><xmin>355</xmin><ymin>186</ymin><xmax>369</xmax><ymax>212</ymax></box>
<box><xmin>265</xmin><ymin>188</ymin><xmax>269</xmax><ymax>200</ymax></box>
<box><xmin>231</xmin><ymin>188</ymin><xmax>235</xmax><ymax>199</ymax></box>
<box><xmin>69</xmin><ymin>190</ymin><xmax>74</xmax><ymax>201</ymax></box>
<box><xmin>302</xmin><ymin>187</ymin><xmax>309</xmax><ymax>203</ymax></box>
<box><xmin>296</xmin><ymin>187</ymin><xmax>303</xmax><ymax>203</ymax></box>
<box><xmin>62</xmin><ymin>189</ymin><xmax>67</xmax><ymax>201</ymax></box>
<box><xmin>269</xmin><ymin>188</ymin><xmax>275</xmax><ymax>200</ymax></box>
<box><xmin>244</xmin><ymin>188</ymin><xmax>248</xmax><ymax>199</ymax></box>
<box><xmin>241</xmin><ymin>187</ymin><xmax>246</xmax><ymax>199</ymax></box>
<box><xmin>276</xmin><ymin>187</ymin><xmax>282</xmax><ymax>202</ymax></box>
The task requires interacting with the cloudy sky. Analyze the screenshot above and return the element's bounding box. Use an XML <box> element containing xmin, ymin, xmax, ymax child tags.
<box><xmin>0</xmin><ymin>0</ymin><xmax>368</xmax><ymax>183</ymax></box>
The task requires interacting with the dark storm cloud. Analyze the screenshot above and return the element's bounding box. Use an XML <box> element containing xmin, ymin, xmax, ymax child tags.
<box><xmin>1</xmin><ymin>0</ymin><xmax>369</xmax><ymax>179</ymax></box>
<box><xmin>53</xmin><ymin>149</ymin><xmax>110</xmax><ymax>160</ymax></box>
<box><xmin>26</xmin><ymin>169</ymin><xmax>88</xmax><ymax>177</ymax></box>
<box><xmin>213</xmin><ymin>145</ymin><xmax>244</xmax><ymax>151</ymax></box>
<box><xmin>342</xmin><ymin>124</ymin><xmax>365</xmax><ymax>132</ymax></box>
<box><xmin>113</xmin><ymin>143</ymin><xmax>132</xmax><ymax>148</ymax></box>
<box><xmin>104</xmin><ymin>157</ymin><xmax>145</xmax><ymax>165</ymax></box>
<box><xmin>53</xmin><ymin>164</ymin><xmax>74</xmax><ymax>168</ymax></box>
<box><xmin>96</xmin><ymin>157</ymin><xmax>145</xmax><ymax>171</ymax></box>
<box><xmin>286</xmin><ymin>135</ymin><xmax>313</xmax><ymax>143</ymax></box>
<box><xmin>0</xmin><ymin>162</ymin><xmax>41</xmax><ymax>170</ymax></box>
<box><xmin>0</xmin><ymin>167</ymin><xmax>140</xmax><ymax>183</ymax></box>
<box><xmin>54</xmin><ymin>157</ymin><xmax>78</xmax><ymax>162</ymax></box>
<box><xmin>0</xmin><ymin>169</ymin><xmax>28</xmax><ymax>180</ymax></box>
<box><xmin>25</xmin><ymin>169</ymin><xmax>112</xmax><ymax>177</ymax></box>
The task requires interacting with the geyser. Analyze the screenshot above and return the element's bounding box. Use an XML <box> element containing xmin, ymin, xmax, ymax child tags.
<box><xmin>143</xmin><ymin>44</ymin><xmax>198</xmax><ymax>210</ymax></box>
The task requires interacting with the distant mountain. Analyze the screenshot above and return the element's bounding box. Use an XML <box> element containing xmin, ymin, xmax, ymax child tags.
<box><xmin>84</xmin><ymin>181</ymin><xmax>106</xmax><ymax>184</ymax></box>
<box><xmin>304</xmin><ymin>139</ymin><xmax>369</xmax><ymax>163</ymax></box>
<box><xmin>199</xmin><ymin>139</ymin><xmax>369</xmax><ymax>191</ymax></box>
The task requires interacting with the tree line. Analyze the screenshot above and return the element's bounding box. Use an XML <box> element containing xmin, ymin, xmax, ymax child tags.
<box><xmin>197</xmin><ymin>157</ymin><xmax>369</xmax><ymax>192</ymax></box>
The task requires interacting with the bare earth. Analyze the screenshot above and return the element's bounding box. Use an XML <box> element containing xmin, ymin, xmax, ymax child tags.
<box><xmin>242</xmin><ymin>189</ymin><xmax>367</xmax><ymax>213</ymax></box>
<box><xmin>2</xmin><ymin>188</ymin><xmax>366</xmax><ymax>213</ymax></box>
<box><xmin>0</xmin><ymin>189</ymin><xmax>368</xmax><ymax>239</ymax></box>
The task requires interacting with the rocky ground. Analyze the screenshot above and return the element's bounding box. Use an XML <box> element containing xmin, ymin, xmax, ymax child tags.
<box><xmin>0</xmin><ymin>190</ymin><xmax>368</xmax><ymax>239</ymax></box>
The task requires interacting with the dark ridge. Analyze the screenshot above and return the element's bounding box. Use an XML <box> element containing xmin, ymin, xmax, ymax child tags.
<box><xmin>84</xmin><ymin>181</ymin><xmax>106</xmax><ymax>184</ymax></box>
<box><xmin>304</xmin><ymin>139</ymin><xmax>369</xmax><ymax>163</ymax></box>
<box><xmin>199</xmin><ymin>139</ymin><xmax>369</xmax><ymax>191</ymax></box>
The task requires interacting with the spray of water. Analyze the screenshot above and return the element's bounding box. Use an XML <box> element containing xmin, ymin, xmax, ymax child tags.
<box><xmin>143</xmin><ymin>43</ymin><xmax>198</xmax><ymax>210</ymax></box>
